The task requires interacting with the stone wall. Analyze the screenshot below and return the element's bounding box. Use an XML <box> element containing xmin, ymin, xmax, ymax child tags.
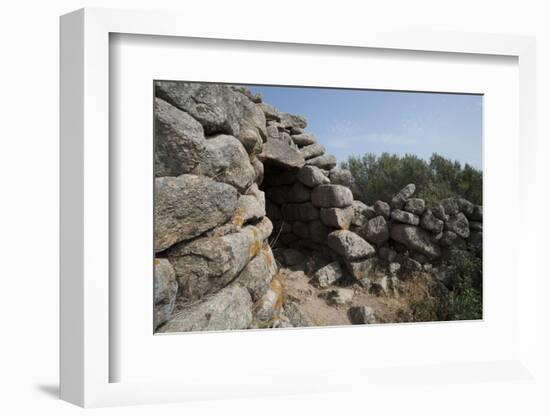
<box><xmin>153</xmin><ymin>81</ymin><xmax>483</xmax><ymax>332</ymax></box>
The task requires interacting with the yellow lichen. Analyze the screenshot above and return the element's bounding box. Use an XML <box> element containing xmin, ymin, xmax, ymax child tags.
<box><xmin>154</xmin><ymin>258</ymin><xmax>161</xmax><ymax>266</ymax></box>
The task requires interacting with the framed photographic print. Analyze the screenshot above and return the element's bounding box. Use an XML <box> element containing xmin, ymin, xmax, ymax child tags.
<box><xmin>60</xmin><ymin>7</ymin><xmax>538</xmax><ymax>408</ymax></box>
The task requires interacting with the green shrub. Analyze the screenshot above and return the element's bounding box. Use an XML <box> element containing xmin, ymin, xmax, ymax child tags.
<box><xmin>342</xmin><ymin>152</ymin><xmax>482</xmax><ymax>206</ymax></box>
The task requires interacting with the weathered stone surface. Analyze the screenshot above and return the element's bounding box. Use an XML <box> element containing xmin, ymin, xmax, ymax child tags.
<box><xmin>306</xmin><ymin>154</ymin><xmax>337</xmax><ymax>169</ymax></box>
<box><xmin>154</xmin><ymin>258</ymin><xmax>178</xmax><ymax>329</ymax></box>
<box><xmin>156</xmin><ymin>81</ymin><xmax>242</xmax><ymax>136</ymax></box>
<box><xmin>196</xmin><ymin>134</ymin><xmax>256</xmax><ymax>192</ymax></box>
<box><xmin>456</xmin><ymin>198</ymin><xmax>474</xmax><ymax>217</ymax></box>
<box><xmin>300</xmin><ymin>143</ymin><xmax>326</xmax><ymax>159</ymax></box>
<box><xmin>309</xmin><ymin>220</ymin><xmax>330</xmax><ymax>244</ymax></box>
<box><xmin>266</xmin><ymin>124</ymin><xmax>280</xmax><ymax>139</ymax></box>
<box><xmin>250</xmin><ymin>156</ymin><xmax>264</xmax><ymax>185</ymax></box>
<box><xmin>391</xmin><ymin>209</ymin><xmax>420</xmax><ymax>226</ymax></box>
<box><xmin>292</xmin><ymin>221</ymin><xmax>309</xmax><ymax>239</ymax></box>
<box><xmin>420</xmin><ymin>209</ymin><xmax>444</xmax><ymax>234</ymax></box>
<box><xmin>280</xmin><ymin>112</ymin><xmax>307</xmax><ymax>129</ymax></box>
<box><xmin>440</xmin><ymin>230</ymin><xmax>459</xmax><ymax>246</ymax></box>
<box><xmin>391</xmin><ymin>184</ymin><xmax>416</xmax><ymax>209</ymax></box>
<box><xmin>155</xmin><ymin>175</ymin><xmax>238</xmax><ymax>252</ymax></box>
<box><xmin>351</xmin><ymin>201</ymin><xmax>376</xmax><ymax>227</ymax></box>
<box><xmin>348</xmin><ymin>306</ymin><xmax>377</xmax><ymax>324</ymax></box>
<box><xmin>232</xmin><ymin>86</ymin><xmax>262</xmax><ymax>103</ymax></box>
<box><xmin>327</xmin><ymin>230</ymin><xmax>376</xmax><ymax>260</ymax></box>
<box><xmin>166</xmin><ymin>224</ymin><xmax>265</xmax><ymax>300</ymax></box>
<box><xmin>296</xmin><ymin>165</ymin><xmax>330</xmax><ymax>188</ymax></box>
<box><xmin>254</xmin><ymin>279</ymin><xmax>285</xmax><ymax>324</ymax></box>
<box><xmin>258</xmin><ymin>103</ymin><xmax>281</xmax><ymax>121</ymax></box>
<box><xmin>259</xmin><ymin>138</ymin><xmax>306</xmax><ymax>169</ymax></box>
<box><xmin>373</xmin><ymin>200</ymin><xmax>391</xmax><ymax>219</ymax></box>
<box><xmin>329</xmin><ymin>168</ymin><xmax>353</xmax><ymax>187</ymax></box>
<box><xmin>254</xmin><ymin>217</ymin><xmax>274</xmax><ymax>241</ymax></box>
<box><xmin>154</xmin><ymin>98</ymin><xmax>206</xmax><ymax>177</ymax></box>
<box><xmin>346</xmin><ymin>257</ymin><xmax>378</xmax><ymax>286</ymax></box>
<box><xmin>286</xmin><ymin>182</ymin><xmax>312</xmax><ymax>203</ymax></box>
<box><xmin>446</xmin><ymin>212</ymin><xmax>470</xmax><ymax>238</ymax></box>
<box><xmin>237</xmin><ymin>125</ymin><xmax>263</xmax><ymax>154</ymax></box>
<box><xmin>363</xmin><ymin>215</ymin><xmax>389</xmax><ymax>246</ymax></box>
<box><xmin>313</xmin><ymin>261</ymin><xmax>343</xmax><ymax>288</ymax></box>
<box><xmin>158</xmin><ymin>284</ymin><xmax>253</xmax><ymax>333</ymax></box>
<box><xmin>234</xmin><ymin>184</ymin><xmax>266</xmax><ymax>225</ymax></box>
<box><xmin>440</xmin><ymin>197</ymin><xmax>459</xmax><ymax>215</ymax></box>
<box><xmin>470</xmin><ymin>205</ymin><xmax>483</xmax><ymax>221</ymax></box>
<box><xmin>291</xmin><ymin>132</ymin><xmax>316</xmax><ymax>146</ymax></box>
<box><xmin>282</xmin><ymin>300</ymin><xmax>311</xmax><ymax>327</ymax></box>
<box><xmin>390</xmin><ymin>224</ymin><xmax>441</xmax><ymax>259</ymax></box>
<box><xmin>282</xmin><ymin>202</ymin><xmax>320</xmax><ymax>221</ymax></box>
<box><xmin>320</xmin><ymin>206</ymin><xmax>354</xmax><ymax>229</ymax></box>
<box><xmin>236</xmin><ymin>247</ymin><xmax>277</xmax><ymax>301</ymax></box>
<box><xmin>320</xmin><ymin>288</ymin><xmax>354</xmax><ymax>306</ymax></box>
<box><xmin>311</xmin><ymin>184</ymin><xmax>354</xmax><ymax>208</ymax></box>
<box><xmin>404</xmin><ymin>198</ymin><xmax>426</xmax><ymax>215</ymax></box>
<box><xmin>431</xmin><ymin>203</ymin><xmax>450</xmax><ymax>222</ymax></box>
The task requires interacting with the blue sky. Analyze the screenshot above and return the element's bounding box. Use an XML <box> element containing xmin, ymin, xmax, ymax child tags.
<box><xmin>248</xmin><ymin>85</ymin><xmax>483</xmax><ymax>169</ymax></box>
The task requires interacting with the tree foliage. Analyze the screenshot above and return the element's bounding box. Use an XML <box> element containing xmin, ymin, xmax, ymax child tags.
<box><xmin>341</xmin><ymin>152</ymin><xmax>482</xmax><ymax>206</ymax></box>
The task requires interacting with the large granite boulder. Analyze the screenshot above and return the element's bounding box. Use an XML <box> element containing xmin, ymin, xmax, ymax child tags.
<box><xmin>329</xmin><ymin>168</ymin><xmax>353</xmax><ymax>187</ymax></box>
<box><xmin>311</xmin><ymin>184</ymin><xmax>353</xmax><ymax>208</ymax></box>
<box><xmin>166</xmin><ymin>224</ymin><xmax>265</xmax><ymax>300</ymax></box>
<box><xmin>320</xmin><ymin>206</ymin><xmax>354</xmax><ymax>229</ymax></box>
<box><xmin>362</xmin><ymin>215</ymin><xmax>389</xmax><ymax>246</ymax></box>
<box><xmin>300</xmin><ymin>143</ymin><xmax>326</xmax><ymax>159</ymax></box>
<box><xmin>156</xmin><ymin>81</ymin><xmax>241</xmax><ymax>136</ymax></box>
<box><xmin>404</xmin><ymin>198</ymin><xmax>426</xmax><ymax>215</ymax></box>
<box><xmin>306</xmin><ymin>154</ymin><xmax>337</xmax><ymax>170</ymax></box>
<box><xmin>154</xmin><ymin>258</ymin><xmax>178</xmax><ymax>329</ymax></box>
<box><xmin>158</xmin><ymin>284</ymin><xmax>253</xmax><ymax>333</ymax></box>
<box><xmin>390</xmin><ymin>224</ymin><xmax>441</xmax><ymax>259</ymax></box>
<box><xmin>446</xmin><ymin>212</ymin><xmax>470</xmax><ymax>238</ymax></box>
<box><xmin>327</xmin><ymin>230</ymin><xmax>376</xmax><ymax>260</ymax></box>
<box><xmin>236</xmin><ymin>247</ymin><xmax>277</xmax><ymax>301</ymax></box>
<box><xmin>291</xmin><ymin>132</ymin><xmax>316</xmax><ymax>146</ymax></box>
<box><xmin>154</xmin><ymin>175</ymin><xmax>238</xmax><ymax>252</ymax></box>
<box><xmin>195</xmin><ymin>134</ymin><xmax>256</xmax><ymax>192</ymax></box>
<box><xmin>296</xmin><ymin>165</ymin><xmax>330</xmax><ymax>188</ymax></box>
<box><xmin>259</xmin><ymin>138</ymin><xmax>306</xmax><ymax>168</ymax></box>
<box><xmin>154</xmin><ymin>98</ymin><xmax>206</xmax><ymax>177</ymax></box>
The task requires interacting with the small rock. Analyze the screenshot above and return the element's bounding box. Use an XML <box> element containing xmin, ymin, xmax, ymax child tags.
<box><xmin>348</xmin><ymin>306</ymin><xmax>377</xmax><ymax>324</ymax></box>
<box><xmin>320</xmin><ymin>288</ymin><xmax>354</xmax><ymax>306</ymax></box>
<box><xmin>388</xmin><ymin>262</ymin><xmax>401</xmax><ymax>276</ymax></box>
<box><xmin>313</xmin><ymin>262</ymin><xmax>344</xmax><ymax>288</ymax></box>
<box><xmin>391</xmin><ymin>184</ymin><xmax>416</xmax><ymax>209</ymax></box>
<box><xmin>431</xmin><ymin>203</ymin><xmax>450</xmax><ymax>222</ymax></box>
<box><xmin>280</xmin><ymin>112</ymin><xmax>307</xmax><ymax>130</ymax></box>
<box><xmin>404</xmin><ymin>198</ymin><xmax>426</xmax><ymax>215</ymax></box>
<box><xmin>391</xmin><ymin>209</ymin><xmax>420</xmax><ymax>226</ymax></box>
<box><xmin>346</xmin><ymin>257</ymin><xmax>378</xmax><ymax>285</ymax></box>
<box><xmin>373</xmin><ymin>200</ymin><xmax>391</xmax><ymax>219</ymax></box>
<box><xmin>379</xmin><ymin>246</ymin><xmax>398</xmax><ymax>262</ymax></box>
<box><xmin>440</xmin><ymin>197</ymin><xmax>459</xmax><ymax>215</ymax></box>
<box><xmin>446</xmin><ymin>213</ymin><xmax>470</xmax><ymax>238</ymax></box>
<box><xmin>440</xmin><ymin>230</ymin><xmax>459</xmax><ymax>246</ymax></box>
<box><xmin>420</xmin><ymin>209</ymin><xmax>444</xmax><ymax>233</ymax></box>
<box><xmin>456</xmin><ymin>198</ymin><xmax>475</xmax><ymax>217</ymax></box>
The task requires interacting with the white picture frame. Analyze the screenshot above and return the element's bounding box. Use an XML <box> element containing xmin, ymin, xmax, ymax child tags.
<box><xmin>60</xmin><ymin>7</ymin><xmax>538</xmax><ymax>407</ymax></box>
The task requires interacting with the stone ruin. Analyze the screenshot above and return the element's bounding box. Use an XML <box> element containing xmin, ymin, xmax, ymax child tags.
<box><xmin>153</xmin><ymin>81</ymin><xmax>483</xmax><ymax>332</ymax></box>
